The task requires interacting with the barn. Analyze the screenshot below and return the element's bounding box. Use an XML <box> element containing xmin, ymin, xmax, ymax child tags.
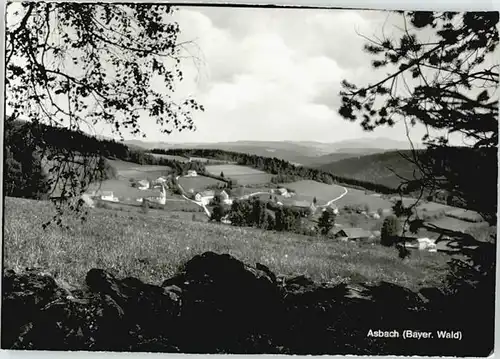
<box><xmin>334</xmin><ymin>228</ymin><xmax>373</xmax><ymax>241</ymax></box>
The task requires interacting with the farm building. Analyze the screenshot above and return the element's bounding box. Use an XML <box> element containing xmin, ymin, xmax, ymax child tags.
<box><xmin>100</xmin><ymin>191</ymin><xmax>119</xmax><ymax>202</ymax></box>
<box><xmin>323</xmin><ymin>204</ymin><xmax>339</xmax><ymax>215</ymax></box>
<box><xmin>370</xmin><ymin>212</ymin><xmax>381</xmax><ymax>219</ymax></box>
<box><xmin>87</xmin><ymin>190</ymin><xmax>119</xmax><ymax>202</ymax></box>
<box><xmin>277</xmin><ymin>188</ymin><xmax>287</xmax><ymax>195</ymax></box>
<box><xmin>137</xmin><ymin>180</ymin><xmax>150</xmax><ymax>190</ymax></box>
<box><xmin>195</xmin><ymin>190</ymin><xmax>215</xmax><ymax>204</ymax></box>
<box><xmin>290</xmin><ymin>200</ymin><xmax>312</xmax><ymax>209</ymax></box>
<box><xmin>334</xmin><ymin>228</ymin><xmax>373</xmax><ymax>241</ymax></box>
<box><xmin>154</xmin><ymin>176</ymin><xmax>168</xmax><ymax>184</ymax></box>
<box><xmin>146</xmin><ymin>185</ymin><xmax>167</xmax><ymax>205</ymax></box>
<box><xmin>186</xmin><ymin>170</ymin><xmax>197</xmax><ymax>177</ymax></box>
<box><xmin>417</xmin><ymin>238</ymin><xmax>437</xmax><ymax>251</ymax></box>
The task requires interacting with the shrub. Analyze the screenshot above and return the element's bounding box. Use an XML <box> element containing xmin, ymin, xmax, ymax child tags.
<box><xmin>347</xmin><ymin>214</ymin><xmax>360</xmax><ymax>227</ymax></box>
<box><xmin>140</xmin><ymin>199</ymin><xmax>149</xmax><ymax>214</ymax></box>
<box><xmin>95</xmin><ymin>200</ymin><xmax>112</xmax><ymax>210</ymax></box>
<box><xmin>317</xmin><ymin>208</ymin><xmax>336</xmax><ymax>236</ymax></box>
<box><xmin>380</xmin><ymin>215</ymin><xmax>401</xmax><ymax>247</ymax></box>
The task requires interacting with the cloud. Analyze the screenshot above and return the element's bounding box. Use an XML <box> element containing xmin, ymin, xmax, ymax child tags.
<box><xmin>115</xmin><ymin>6</ymin><xmax>450</xmax><ymax>146</ymax></box>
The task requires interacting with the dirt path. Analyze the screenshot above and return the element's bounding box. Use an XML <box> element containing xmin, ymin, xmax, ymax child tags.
<box><xmin>176</xmin><ymin>175</ymin><xmax>211</xmax><ymax>218</ymax></box>
<box><xmin>318</xmin><ymin>187</ymin><xmax>348</xmax><ymax>208</ymax></box>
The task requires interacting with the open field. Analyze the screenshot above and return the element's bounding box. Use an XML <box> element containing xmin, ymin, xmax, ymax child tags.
<box><xmin>333</xmin><ymin>187</ymin><xmax>394</xmax><ymax>211</ymax></box>
<box><xmin>147</xmin><ymin>153</ymin><xmax>190</xmax><ymax>162</ymax></box>
<box><xmin>4</xmin><ymin>197</ymin><xmax>451</xmax><ymax>291</ymax></box>
<box><xmin>206</xmin><ymin>164</ymin><xmax>274</xmax><ymax>185</ymax></box>
<box><xmin>282</xmin><ymin>180</ymin><xmax>347</xmax><ymax>205</ymax></box>
<box><xmin>178</xmin><ymin>175</ymin><xmax>226</xmax><ymax>193</ymax></box>
<box><xmin>107</xmin><ymin>159</ymin><xmax>172</xmax><ymax>180</ymax></box>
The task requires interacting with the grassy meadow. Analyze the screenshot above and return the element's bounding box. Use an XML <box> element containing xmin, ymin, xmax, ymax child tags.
<box><xmin>283</xmin><ymin>180</ymin><xmax>348</xmax><ymax>204</ymax></box>
<box><xmin>107</xmin><ymin>159</ymin><xmax>172</xmax><ymax>180</ymax></box>
<box><xmin>178</xmin><ymin>175</ymin><xmax>226</xmax><ymax>193</ymax></box>
<box><xmin>4</xmin><ymin>197</ymin><xmax>451</xmax><ymax>291</ymax></box>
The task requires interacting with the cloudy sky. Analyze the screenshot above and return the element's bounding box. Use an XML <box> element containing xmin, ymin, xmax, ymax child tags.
<box><xmin>9</xmin><ymin>4</ymin><xmax>473</xmax><ymax>146</ymax></box>
<box><xmin>123</xmin><ymin>5</ymin><xmax>458</xmax><ymax>145</ymax></box>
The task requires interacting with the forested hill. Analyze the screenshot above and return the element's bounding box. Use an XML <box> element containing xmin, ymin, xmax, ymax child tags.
<box><xmin>5</xmin><ymin>120</ymin><xmax>201</xmax><ymax>172</ymax></box>
<box><xmin>4</xmin><ymin>121</ymin><xmax>205</xmax><ymax>200</ymax></box>
<box><xmin>150</xmin><ymin>148</ymin><xmax>402</xmax><ymax>194</ymax></box>
<box><xmin>7</xmin><ymin>120</ymin><xmax>130</xmax><ymax>158</ymax></box>
<box><xmin>319</xmin><ymin>150</ymin><xmax>424</xmax><ymax>190</ymax></box>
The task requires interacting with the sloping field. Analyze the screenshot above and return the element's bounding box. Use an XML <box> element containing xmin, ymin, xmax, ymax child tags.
<box><xmin>107</xmin><ymin>159</ymin><xmax>172</xmax><ymax>180</ymax></box>
<box><xmin>206</xmin><ymin>164</ymin><xmax>274</xmax><ymax>185</ymax></box>
<box><xmin>283</xmin><ymin>180</ymin><xmax>347</xmax><ymax>205</ymax></box>
<box><xmin>178</xmin><ymin>175</ymin><xmax>225</xmax><ymax>193</ymax></box>
<box><xmin>4</xmin><ymin>197</ymin><xmax>450</xmax><ymax>291</ymax></box>
<box><xmin>333</xmin><ymin>188</ymin><xmax>395</xmax><ymax>212</ymax></box>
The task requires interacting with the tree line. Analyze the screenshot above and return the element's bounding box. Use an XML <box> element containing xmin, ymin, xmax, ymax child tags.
<box><xmin>209</xmin><ymin>192</ymin><xmax>338</xmax><ymax>237</ymax></box>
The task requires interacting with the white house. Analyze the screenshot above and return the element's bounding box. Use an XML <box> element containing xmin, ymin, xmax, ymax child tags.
<box><xmin>187</xmin><ymin>170</ymin><xmax>197</xmax><ymax>177</ymax></box>
<box><xmin>195</xmin><ymin>190</ymin><xmax>215</xmax><ymax>204</ymax></box>
<box><xmin>371</xmin><ymin>212</ymin><xmax>381</xmax><ymax>219</ymax></box>
<box><xmin>153</xmin><ymin>176</ymin><xmax>168</xmax><ymax>187</ymax></box>
<box><xmin>323</xmin><ymin>204</ymin><xmax>339</xmax><ymax>215</ymax></box>
<box><xmin>277</xmin><ymin>188</ymin><xmax>287</xmax><ymax>195</ymax></box>
<box><xmin>137</xmin><ymin>179</ymin><xmax>150</xmax><ymax>190</ymax></box>
<box><xmin>417</xmin><ymin>238</ymin><xmax>437</xmax><ymax>251</ymax></box>
<box><xmin>100</xmin><ymin>191</ymin><xmax>119</xmax><ymax>202</ymax></box>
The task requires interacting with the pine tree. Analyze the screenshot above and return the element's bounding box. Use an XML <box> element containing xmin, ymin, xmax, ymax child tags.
<box><xmin>381</xmin><ymin>215</ymin><xmax>402</xmax><ymax>247</ymax></box>
<box><xmin>318</xmin><ymin>208</ymin><xmax>336</xmax><ymax>236</ymax></box>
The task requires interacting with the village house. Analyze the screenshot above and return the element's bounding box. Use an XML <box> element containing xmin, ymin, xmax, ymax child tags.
<box><xmin>195</xmin><ymin>190</ymin><xmax>215</xmax><ymax>204</ymax></box>
<box><xmin>137</xmin><ymin>179</ymin><xmax>150</xmax><ymax>190</ymax></box>
<box><xmin>86</xmin><ymin>190</ymin><xmax>118</xmax><ymax>202</ymax></box>
<box><xmin>145</xmin><ymin>184</ymin><xmax>167</xmax><ymax>205</ymax></box>
<box><xmin>323</xmin><ymin>203</ymin><xmax>340</xmax><ymax>215</ymax></box>
<box><xmin>186</xmin><ymin>170</ymin><xmax>197</xmax><ymax>177</ymax></box>
<box><xmin>334</xmin><ymin>228</ymin><xmax>373</xmax><ymax>241</ymax></box>
<box><xmin>277</xmin><ymin>188</ymin><xmax>287</xmax><ymax>196</ymax></box>
<box><xmin>152</xmin><ymin>176</ymin><xmax>169</xmax><ymax>189</ymax></box>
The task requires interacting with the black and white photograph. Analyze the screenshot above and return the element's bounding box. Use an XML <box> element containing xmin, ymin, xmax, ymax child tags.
<box><xmin>2</xmin><ymin>1</ymin><xmax>498</xmax><ymax>356</ymax></box>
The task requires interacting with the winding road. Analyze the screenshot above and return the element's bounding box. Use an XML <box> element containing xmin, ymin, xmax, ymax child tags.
<box><xmin>175</xmin><ymin>175</ymin><xmax>212</xmax><ymax>217</ymax></box>
<box><xmin>319</xmin><ymin>186</ymin><xmax>349</xmax><ymax>208</ymax></box>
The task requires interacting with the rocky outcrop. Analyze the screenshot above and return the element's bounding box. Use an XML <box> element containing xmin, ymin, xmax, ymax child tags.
<box><xmin>2</xmin><ymin>251</ymin><xmax>494</xmax><ymax>356</ymax></box>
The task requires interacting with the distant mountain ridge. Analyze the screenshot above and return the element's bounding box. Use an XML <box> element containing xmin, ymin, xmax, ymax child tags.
<box><xmin>123</xmin><ymin>137</ymin><xmax>422</xmax><ymax>165</ymax></box>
